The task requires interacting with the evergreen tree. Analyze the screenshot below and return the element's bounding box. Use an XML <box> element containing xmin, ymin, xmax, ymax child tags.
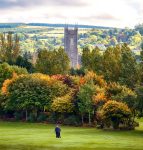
<box><xmin>102</xmin><ymin>45</ymin><xmax>121</xmax><ymax>81</ymax></box>
<box><xmin>119</xmin><ymin>43</ymin><xmax>140</xmax><ymax>88</ymax></box>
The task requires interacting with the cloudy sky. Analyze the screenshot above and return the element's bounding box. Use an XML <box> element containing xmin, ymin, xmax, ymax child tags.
<box><xmin>0</xmin><ymin>0</ymin><xmax>143</xmax><ymax>28</ymax></box>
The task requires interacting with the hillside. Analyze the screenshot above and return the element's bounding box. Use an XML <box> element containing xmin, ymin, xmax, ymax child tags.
<box><xmin>0</xmin><ymin>23</ymin><xmax>142</xmax><ymax>56</ymax></box>
<box><xmin>0</xmin><ymin>23</ymin><xmax>114</xmax><ymax>29</ymax></box>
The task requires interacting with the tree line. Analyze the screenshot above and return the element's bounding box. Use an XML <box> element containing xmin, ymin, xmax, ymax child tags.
<box><xmin>0</xmin><ymin>32</ymin><xmax>143</xmax><ymax>130</ymax></box>
<box><xmin>82</xmin><ymin>43</ymin><xmax>140</xmax><ymax>88</ymax></box>
<box><xmin>0</xmin><ymin>70</ymin><xmax>140</xmax><ymax>130</ymax></box>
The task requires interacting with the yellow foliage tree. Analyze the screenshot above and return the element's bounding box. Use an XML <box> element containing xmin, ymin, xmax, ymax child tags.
<box><xmin>84</xmin><ymin>71</ymin><xmax>106</xmax><ymax>87</ymax></box>
<box><xmin>92</xmin><ymin>92</ymin><xmax>107</xmax><ymax>106</ymax></box>
<box><xmin>51</xmin><ymin>94</ymin><xmax>74</xmax><ymax>113</ymax></box>
<box><xmin>1</xmin><ymin>72</ymin><xmax>19</xmax><ymax>95</ymax></box>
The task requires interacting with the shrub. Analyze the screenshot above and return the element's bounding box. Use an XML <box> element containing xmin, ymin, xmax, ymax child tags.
<box><xmin>37</xmin><ymin>113</ymin><xmax>48</xmax><ymax>122</ymax></box>
<box><xmin>14</xmin><ymin>112</ymin><xmax>23</xmax><ymax>121</ymax></box>
<box><xmin>101</xmin><ymin>100</ymin><xmax>132</xmax><ymax>129</ymax></box>
<box><xmin>27</xmin><ymin>113</ymin><xmax>37</xmax><ymax>122</ymax></box>
<box><xmin>63</xmin><ymin>115</ymin><xmax>81</xmax><ymax>126</ymax></box>
<box><xmin>119</xmin><ymin>120</ymin><xmax>139</xmax><ymax>130</ymax></box>
<box><xmin>46</xmin><ymin>113</ymin><xmax>57</xmax><ymax>124</ymax></box>
<box><xmin>47</xmin><ymin>116</ymin><xmax>56</xmax><ymax>124</ymax></box>
<box><xmin>106</xmin><ymin>82</ymin><xmax>136</xmax><ymax>109</ymax></box>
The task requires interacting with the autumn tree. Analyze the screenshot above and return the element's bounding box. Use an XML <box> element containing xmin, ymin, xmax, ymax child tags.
<box><xmin>106</xmin><ymin>82</ymin><xmax>137</xmax><ymax>113</ymax></box>
<box><xmin>101</xmin><ymin>100</ymin><xmax>132</xmax><ymax>129</ymax></box>
<box><xmin>1</xmin><ymin>73</ymin><xmax>68</xmax><ymax>120</ymax></box>
<box><xmin>51</xmin><ymin>94</ymin><xmax>74</xmax><ymax>113</ymax></box>
<box><xmin>84</xmin><ymin>71</ymin><xmax>106</xmax><ymax>88</ymax></box>
<box><xmin>0</xmin><ymin>63</ymin><xmax>27</xmax><ymax>88</ymax></box>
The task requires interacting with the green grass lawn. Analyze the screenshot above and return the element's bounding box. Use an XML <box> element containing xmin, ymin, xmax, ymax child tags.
<box><xmin>0</xmin><ymin>120</ymin><xmax>143</xmax><ymax>150</ymax></box>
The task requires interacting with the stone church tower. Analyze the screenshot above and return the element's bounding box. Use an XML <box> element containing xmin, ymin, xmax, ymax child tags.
<box><xmin>64</xmin><ymin>27</ymin><xmax>78</xmax><ymax>68</ymax></box>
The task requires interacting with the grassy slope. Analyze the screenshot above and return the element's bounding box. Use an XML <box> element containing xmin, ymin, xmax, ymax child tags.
<box><xmin>0</xmin><ymin>119</ymin><xmax>143</xmax><ymax>150</ymax></box>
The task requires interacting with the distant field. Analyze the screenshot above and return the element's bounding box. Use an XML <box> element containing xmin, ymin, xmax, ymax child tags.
<box><xmin>0</xmin><ymin>25</ymin><xmax>141</xmax><ymax>53</ymax></box>
<box><xmin>0</xmin><ymin>119</ymin><xmax>143</xmax><ymax>150</ymax></box>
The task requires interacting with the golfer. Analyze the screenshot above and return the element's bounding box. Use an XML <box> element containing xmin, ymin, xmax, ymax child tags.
<box><xmin>55</xmin><ymin>124</ymin><xmax>61</xmax><ymax>138</ymax></box>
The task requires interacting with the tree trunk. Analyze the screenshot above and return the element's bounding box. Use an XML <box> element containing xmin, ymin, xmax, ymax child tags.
<box><xmin>26</xmin><ymin>110</ymin><xmax>28</xmax><ymax>121</ymax></box>
<box><xmin>33</xmin><ymin>109</ymin><xmax>37</xmax><ymax>118</ymax></box>
<box><xmin>93</xmin><ymin>106</ymin><xmax>97</xmax><ymax>122</ymax></box>
<box><xmin>131</xmin><ymin>109</ymin><xmax>136</xmax><ymax>126</ymax></box>
<box><xmin>81</xmin><ymin>114</ymin><xmax>84</xmax><ymax>125</ymax></box>
<box><xmin>89</xmin><ymin>112</ymin><xmax>91</xmax><ymax>125</ymax></box>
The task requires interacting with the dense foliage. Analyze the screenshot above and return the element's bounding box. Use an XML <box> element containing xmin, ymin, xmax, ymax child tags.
<box><xmin>82</xmin><ymin>44</ymin><xmax>140</xmax><ymax>88</ymax></box>
<box><xmin>0</xmin><ymin>24</ymin><xmax>143</xmax><ymax>53</ymax></box>
<box><xmin>0</xmin><ymin>63</ymin><xmax>27</xmax><ymax>88</ymax></box>
<box><xmin>35</xmin><ymin>47</ymin><xmax>70</xmax><ymax>75</ymax></box>
<box><xmin>0</xmin><ymin>64</ymin><xmax>141</xmax><ymax>130</ymax></box>
<box><xmin>101</xmin><ymin>100</ymin><xmax>132</xmax><ymax>129</ymax></box>
<box><xmin>0</xmin><ymin>25</ymin><xmax>143</xmax><ymax>130</ymax></box>
<box><xmin>1</xmin><ymin>73</ymin><xmax>68</xmax><ymax>120</ymax></box>
<box><xmin>0</xmin><ymin>33</ymin><xmax>20</xmax><ymax>65</ymax></box>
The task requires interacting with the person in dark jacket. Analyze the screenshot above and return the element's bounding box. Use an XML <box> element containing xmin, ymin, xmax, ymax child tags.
<box><xmin>55</xmin><ymin>125</ymin><xmax>61</xmax><ymax>138</ymax></box>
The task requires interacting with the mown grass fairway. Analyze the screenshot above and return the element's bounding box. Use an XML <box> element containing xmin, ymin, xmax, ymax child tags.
<box><xmin>0</xmin><ymin>120</ymin><xmax>143</xmax><ymax>150</ymax></box>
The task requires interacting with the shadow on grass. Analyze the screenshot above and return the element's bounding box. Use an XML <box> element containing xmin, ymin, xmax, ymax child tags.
<box><xmin>0</xmin><ymin>145</ymin><xmax>140</xmax><ymax>150</ymax></box>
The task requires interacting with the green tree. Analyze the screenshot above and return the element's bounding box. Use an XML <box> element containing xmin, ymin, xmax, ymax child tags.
<box><xmin>130</xmin><ymin>31</ymin><xmax>142</xmax><ymax>46</ymax></box>
<box><xmin>35</xmin><ymin>47</ymin><xmax>70</xmax><ymax>75</ymax></box>
<box><xmin>53</xmin><ymin>47</ymin><xmax>70</xmax><ymax>74</ymax></box>
<box><xmin>77</xmin><ymin>83</ymin><xmax>95</xmax><ymax>125</ymax></box>
<box><xmin>82</xmin><ymin>46</ymin><xmax>103</xmax><ymax>74</ymax></box>
<box><xmin>0</xmin><ymin>33</ymin><xmax>21</xmax><ymax>65</ymax></box>
<box><xmin>102</xmin><ymin>44</ymin><xmax>139</xmax><ymax>88</ymax></box>
<box><xmin>16</xmin><ymin>55</ymin><xmax>34</xmax><ymax>73</ymax></box>
<box><xmin>51</xmin><ymin>94</ymin><xmax>74</xmax><ymax>113</ymax></box>
<box><xmin>90</xmin><ymin>47</ymin><xmax>103</xmax><ymax>74</ymax></box>
<box><xmin>135</xmin><ymin>86</ymin><xmax>143</xmax><ymax>117</ymax></box>
<box><xmin>2</xmin><ymin>73</ymin><xmax>68</xmax><ymax>120</ymax></box>
<box><xmin>139</xmin><ymin>42</ymin><xmax>143</xmax><ymax>82</ymax></box>
<box><xmin>0</xmin><ymin>63</ymin><xmax>27</xmax><ymax>88</ymax></box>
<box><xmin>119</xmin><ymin>44</ymin><xmax>140</xmax><ymax>88</ymax></box>
<box><xmin>107</xmin><ymin>82</ymin><xmax>137</xmax><ymax>116</ymax></box>
<box><xmin>102</xmin><ymin>45</ymin><xmax>121</xmax><ymax>81</ymax></box>
<box><xmin>81</xmin><ymin>46</ymin><xmax>91</xmax><ymax>70</ymax></box>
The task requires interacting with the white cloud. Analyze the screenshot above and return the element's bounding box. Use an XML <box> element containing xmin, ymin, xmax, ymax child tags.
<box><xmin>0</xmin><ymin>0</ymin><xmax>142</xmax><ymax>28</ymax></box>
